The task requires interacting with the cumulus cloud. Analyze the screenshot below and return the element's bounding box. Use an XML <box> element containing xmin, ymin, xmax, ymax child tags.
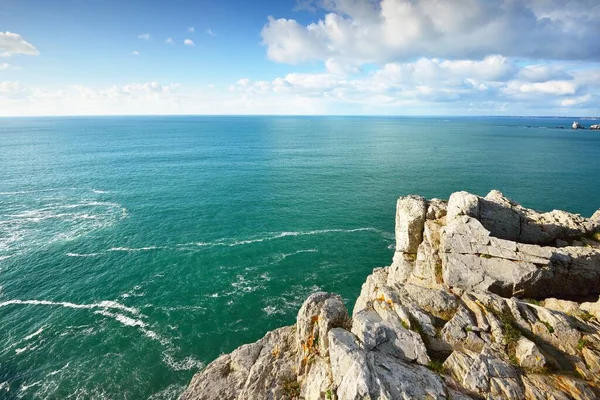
<box><xmin>262</xmin><ymin>0</ymin><xmax>600</xmax><ymax>67</ymax></box>
<box><xmin>137</xmin><ymin>33</ymin><xmax>150</xmax><ymax>40</ymax></box>
<box><xmin>0</xmin><ymin>63</ymin><xmax>11</xmax><ymax>70</ymax></box>
<box><xmin>0</xmin><ymin>32</ymin><xmax>39</xmax><ymax>57</ymax></box>
<box><xmin>184</xmin><ymin>39</ymin><xmax>194</xmax><ymax>46</ymax></box>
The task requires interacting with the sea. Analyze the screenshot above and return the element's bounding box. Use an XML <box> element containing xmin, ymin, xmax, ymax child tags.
<box><xmin>1</xmin><ymin>116</ymin><xmax>599</xmax><ymax>399</ymax></box>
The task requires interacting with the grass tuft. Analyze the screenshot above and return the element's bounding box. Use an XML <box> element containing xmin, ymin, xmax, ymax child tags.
<box><xmin>427</xmin><ymin>360</ymin><xmax>446</xmax><ymax>375</ymax></box>
<box><xmin>577</xmin><ymin>338</ymin><xmax>591</xmax><ymax>351</ymax></box>
<box><xmin>282</xmin><ymin>377</ymin><xmax>300</xmax><ymax>398</ymax></box>
<box><xmin>541</xmin><ymin>321</ymin><xmax>555</xmax><ymax>334</ymax></box>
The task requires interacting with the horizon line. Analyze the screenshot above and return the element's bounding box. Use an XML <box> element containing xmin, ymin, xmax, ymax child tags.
<box><xmin>0</xmin><ymin>114</ymin><xmax>598</xmax><ymax>119</ymax></box>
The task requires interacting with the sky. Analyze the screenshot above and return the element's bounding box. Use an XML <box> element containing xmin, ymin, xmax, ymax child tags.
<box><xmin>1</xmin><ymin>0</ymin><xmax>599</xmax><ymax>116</ymax></box>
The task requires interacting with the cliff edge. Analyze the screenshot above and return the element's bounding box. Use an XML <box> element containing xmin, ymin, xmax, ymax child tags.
<box><xmin>181</xmin><ymin>190</ymin><xmax>600</xmax><ymax>400</ymax></box>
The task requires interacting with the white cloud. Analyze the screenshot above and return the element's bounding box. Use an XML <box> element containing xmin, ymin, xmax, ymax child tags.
<box><xmin>0</xmin><ymin>63</ymin><xmax>11</xmax><ymax>70</ymax></box>
<box><xmin>506</xmin><ymin>80</ymin><xmax>578</xmax><ymax>96</ymax></box>
<box><xmin>137</xmin><ymin>33</ymin><xmax>150</xmax><ymax>40</ymax></box>
<box><xmin>188</xmin><ymin>27</ymin><xmax>195</xmax><ymax>33</ymax></box>
<box><xmin>0</xmin><ymin>32</ymin><xmax>39</xmax><ymax>57</ymax></box>
<box><xmin>517</xmin><ymin>65</ymin><xmax>573</xmax><ymax>83</ymax></box>
<box><xmin>165</xmin><ymin>38</ymin><xmax>175</xmax><ymax>44</ymax></box>
<box><xmin>132</xmin><ymin>50</ymin><xmax>140</xmax><ymax>56</ymax></box>
<box><xmin>205</xmin><ymin>29</ymin><xmax>216</xmax><ymax>37</ymax></box>
<box><xmin>2</xmin><ymin>58</ymin><xmax>600</xmax><ymax>116</ymax></box>
<box><xmin>560</xmin><ymin>94</ymin><xmax>593</xmax><ymax>107</ymax></box>
<box><xmin>184</xmin><ymin>39</ymin><xmax>194</xmax><ymax>46</ymax></box>
<box><xmin>262</xmin><ymin>0</ymin><xmax>600</xmax><ymax>67</ymax></box>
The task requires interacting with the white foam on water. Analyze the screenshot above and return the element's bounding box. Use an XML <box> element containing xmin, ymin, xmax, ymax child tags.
<box><xmin>0</xmin><ymin>255</ymin><xmax>12</xmax><ymax>261</ymax></box>
<box><xmin>0</xmin><ymin>299</ymin><xmax>139</xmax><ymax>315</ymax></box>
<box><xmin>47</xmin><ymin>363</ymin><xmax>70</xmax><ymax>377</ymax></box>
<box><xmin>263</xmin><ymin>305</ymin><xmax>286</xmax><ymax>316</ymax></box>
<box><xmin>108</xmin><ymin>246</ymin><xmax>161</xmax><ymax>252</ymax></box>
<box><xmin>147</xmin><ymin>384</ymin><xmax>186</xmax><ymax>400</ymax></box>
<box><xmin>275</xmin><ymin>248</ymin><xmax>319</xmax><ymax>263</ymax></box>
<box><xmin>91</xmin><ymin>189</ymin><xmax>108</xmax><ymax>194</ymax></box>
<box><xmin>162</xmin><ymin>353</ymin><xmax>204</xmax><ymax>371</ymax></box>
<box><xmin>94</xmin><ymin>310</ymin><xmax>147</xmax><ymax>328</ymax></box>
<box><xmin>0</xmin><ymin>187</ymin><xmax>79</xmax><ymax>195</ymax></box>
<box><xmin>0</xmin><ymin>381</ymin><xmax>8</xmax><ymax>391</ymax></box>
<box><xmin>0</xmin><ymin>195</ymin><xmax>127</xmax><ymax>256</ymax></box>
<box><xmin>20</xmin><ymin>380</ymin><xmax>43</xmax><ymax>391</ymax></box>
<box><xmin>23</xmin><ymin>326</ymin><xmax>44</xmax><ymax>341</ymax></box>
<box><xmin>15</xmin><ymin>342</ymin><xmax>40</xmax><ymax>354</ymax></box>
<box><xmin>175</xmin><ymin>227</ymin><xmax>384</xmax><ymax>251</ymax></box>
<box><xmin>66</xmin><ymin>252</ymin><xmax>101</xmax><ymax>257</ymax></box>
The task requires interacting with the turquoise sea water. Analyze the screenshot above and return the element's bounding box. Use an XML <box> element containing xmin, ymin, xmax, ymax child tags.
<box><xmin>1</xmin><ymin>116</ymin><xmax>599</xmax><ymax>399</ymax></box>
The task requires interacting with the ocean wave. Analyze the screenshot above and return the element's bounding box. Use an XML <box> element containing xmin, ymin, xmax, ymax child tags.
<box><xmin>0</xmin><ymin>197</ymin><xmax>127</xmax><ymax>256</ymax></box>
<box><xmin>15</xmin><ymin>343</ymin><xmax>40</xmax><ymax>354</ymax></box>
<box><xmin>66</xmin><ymin>252</ymin><xmax>101</xmax><ymax>257</ymax></box>
<box><xmin>0</xmin><ymin>187</ymin><xmax>109</xmax><ymax>196</ymax></box>
<box><xmin>263</xmin><ymin>305</ymin><xmax>286</xmax><ymax>316</ymax></box>
<box><xmin>162</xmin><ymin>353</ymin><xmax>204</xmax><ymax>371</ymax></box>
<box><xmin>23</xmin><ymin>326</ymin><xmax>45</xmax><ymax>341</ymax></box>
<box><xmin>0</xmin><ymin>299</ymin><xmax>139</xmax><ymax>314</ymax></box>
<box><xmin>61</xmin><ymin>227</ymin><xmax>388</xmax><ymax>259</ymax></box>
<box><xmin>274</xmin><ymin>249</ymin><xmax>319</xmax><ymax>263</ymax></box>
<box><xmin>94</xmin><ymin>310</ymin><xmax>147</xmax><ymax>328</ymax></box>
<box><xmin>108</xmin><ymin>246</ymin><xmax>162</xmax><ymax>252</ymax></box>
<box><xmin>147</xmin><ymin>384</ymin><xmax>186</xmax><ymax>400</ymax></box>
<box><xmin>176</xmin><ymin>227</ymin><xmax>386</xmax><ymax>250</ymax></box>
<box><xmin>47</xmin><ymin>363</ymin><xmax>70</xmax><ymax>377</ymax></box>
<box><xmin>21</xmin><ymin>380</ymin><xmax>43</xmax><ymax>392</ymax></box>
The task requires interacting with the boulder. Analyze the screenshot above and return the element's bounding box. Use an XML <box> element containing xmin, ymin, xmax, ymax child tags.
<box><xmin>572</xmin><ymin>121</ymin><xmax>583</xmax><ymax>129</ymax></box>
<box><xmin>395</xmin><ymin>195</ymin><xmax>427</xmax><ymax>254</ymax></box>
<box><xmin>515</xmin><ymin>337</ymin><xmax>546</xmax><ymax>371</ymax></box>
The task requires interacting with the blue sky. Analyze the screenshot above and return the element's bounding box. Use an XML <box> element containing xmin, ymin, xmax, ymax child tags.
<box><xmin>1</xmin><ymin>0</ymin><xmax>599</xmax><ymax>116</ymax></box>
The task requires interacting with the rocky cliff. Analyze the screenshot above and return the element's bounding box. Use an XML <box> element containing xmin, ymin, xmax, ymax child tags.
<box><xmin>181</xmin><ymin>190</ymin><xmax>600</xmax><ymax>400</ymax></box>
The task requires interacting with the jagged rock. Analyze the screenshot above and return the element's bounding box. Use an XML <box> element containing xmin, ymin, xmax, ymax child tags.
<box><xmin>523</xmin><ymin>374</ymin><xmax>598</xmax><ymax>399</ymax></box>
<box><xmin>544</xmin><ymin>298</ymin><xmax>581</xmax><ymax>316</ymax></box>
<box><xmin>444</xmin><ymin>347</ymin><xmax>524</xmax><ymax>399</ymax></box>
<box><xmin>590</xmin><ymin>124</ymin><xmax>600</xmax><ymax>130</ymax></box>
<box><xmin>180</xmin><ymin>326</ymin><xmax>296</xmax><ymax>400</ymax></box>
<box><xmin>352</xmin><ymin>309</ymin><xmax>430</xmax><ymax>365</ymax></box>
<box><xmin>572</xmin><ymin>121</ymin><xmax>582</xmax><ymax>129</ymax></box>
<box><xmin>395</xmin><ymin>195</ymin><xmax>427</xmax><ymax>254</ymax></box>
<box><xmin>515</xmin><ymin>337</ymin><xmax>546</xmax><ymax>370</ymax></box>
<box><xmin>581</xmin><ymin>297</ymin><xmax>600</xmax><ymax>320</ymax></box>
<box><xmin>447</xmin><ymin>191</ymin><xmax>480</xmax><ymax>221</ymax></box>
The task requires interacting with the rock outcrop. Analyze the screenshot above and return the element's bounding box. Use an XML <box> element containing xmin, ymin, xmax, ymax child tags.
<box><xmin>572</xmin><ymin>121</ymin><xmax>583</xmax><ymax>129</ymax></box>
<box><xmin>590</xmin><ymin>124</ymin><xmax>600</xmax><ymax>130</ymax></box>
<box><xmin>181</xmin><ymin>190</ymin><xmax>600</xmax><ymax>400</ymax></box>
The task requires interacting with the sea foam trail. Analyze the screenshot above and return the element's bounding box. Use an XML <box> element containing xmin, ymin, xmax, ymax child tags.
<box><xmin>0</xmin><ymin>299</ymin><xmax>139</xmax><ymax>315</ymax></box>
<box><xmin>66</xmin><ymin>253</ymin><xmax>101</xmax><ymax>257</ymax></box>
<box><xmin>179</xmin><ymin>227</ymin><xmax>388</xmax><ymax>249</ymax></box>
<box><xmin>23</xmin><ymin>327</ymin><xmax>45</xmax><ymax>341</ymax></box>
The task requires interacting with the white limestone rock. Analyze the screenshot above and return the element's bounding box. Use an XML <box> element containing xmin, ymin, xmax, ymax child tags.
<box><xmin>515</xmin><ymin>337</ymin><xmax>546</xmax><ymax>371</ymax></box>
<box><xmin>395</xmin><ymin>195</ymin><xmax>427</xmax><ymax>254</ymax></box>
